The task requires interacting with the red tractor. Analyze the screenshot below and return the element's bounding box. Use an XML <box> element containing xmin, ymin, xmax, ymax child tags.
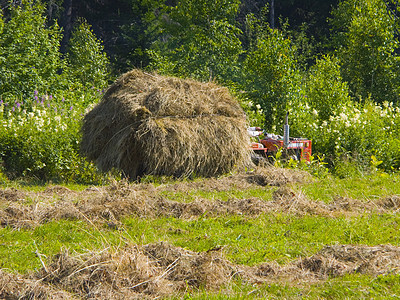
<box><xmin>249</xmin><ymin>113</ymin><xmax>312</xmax><ymax>164</ymax></box>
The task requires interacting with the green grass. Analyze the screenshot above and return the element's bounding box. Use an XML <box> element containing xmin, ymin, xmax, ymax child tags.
<box><xmin>122</xmin><ymin>213</ymin><xmax>400</xmax><ymax>265</ymax></box>
<box><xmin>2</xmin><ymin>171</ymin><xmax>400</xmax><ymax>297</ymax></box>
<box><xmin>170</xmin><ymin>274</ymin><xmax>400</xmax><ymax>299</ymax></box>
<box><xmin>0</xmin><ymin>179</ymin><xmax>92</xmax><ymax>192</ymax></box>
<box><xmin>0</xmin><ymin>220</ymin><xmax>122</xmax><ymax>272</ymax></box>
<box><xmin>2</xmin><ymin>212</ymin><xmax>400</xmax><ymax>273</ymax></box>
<box><xmin>160</xmin><ymin>187</ymin><xmax>276</xmax><ymax>203</ymax></box>
<box><xmin>298</xmin><ymin>173</ymin><xmax>400</xmax><ymax>203</ymax></box>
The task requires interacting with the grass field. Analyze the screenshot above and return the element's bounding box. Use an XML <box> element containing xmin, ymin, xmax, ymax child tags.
<box><xmin>1</xmin><ymin>166</ymin><xmax>400</xmax><ymax>299</ymax></box>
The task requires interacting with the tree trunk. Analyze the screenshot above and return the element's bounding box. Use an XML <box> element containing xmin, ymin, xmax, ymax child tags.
<box><xmin>270</xmin><ymin>0</ymin><xmax>275</xmax><ymax>29</ymax></box>
<box><xmin>60</xmin><ymin>0</ymin><xmax>74</xmax><ymax>53</ymax></box>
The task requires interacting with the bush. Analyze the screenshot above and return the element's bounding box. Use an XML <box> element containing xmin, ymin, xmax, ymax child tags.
<box><xmin>330</xmin><ymin>0</ymin><xmax>400</xmax><ymax>103</ymax></box>
<box><xmin>303</xmin><ymin>55</ymin><xmax>351</xmax><ymax>122</ymax></box>
<box><xmin>241</xmin><ymin>28</ymin><xmax>303</xmax><ymax>130</ymax></box>
<box><xmin>286</xmin><ymin>54</ymin><xmax>400</xmax><ymax>173</ymax></box>
<box><xmin>65</xmin><ymin>20</ymin><xmax>110</xmax><ymax>91</ymax></box>
<box><xmin>0</xmin><ymin>0</ymin><xmax>63</xmax><ymax>99</ymax></box>
<box><xmin>0</xmin><ymin>91</ymin><xmax>111</xmax><ymax>183</ymax></box>
<box><xmin>0</xmin><ymin>0</ymin><xmax>113</xmax><ymax>183</ymax></box>
<box><xmin>290</xmin><ymin>98</ymin><xmax>400</xmax><ymax>172</ymax></box>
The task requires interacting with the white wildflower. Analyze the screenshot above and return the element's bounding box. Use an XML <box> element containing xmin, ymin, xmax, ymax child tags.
<box><xmin>36</xmin><ymin>118</ymin><xmax>44</xmax><ymax>128</ymax></box>
<box><xmin>339</xmin><ymin>112</ymin><xmax>348</xmax><ymax>120</ymax></box>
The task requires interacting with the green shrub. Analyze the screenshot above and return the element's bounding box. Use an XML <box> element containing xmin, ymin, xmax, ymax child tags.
<box><xmin>241</xmin><ymin>28</ymin><xmax>303</xmax><ymax>130</ymax></box>
<box><xmin>0</xmin><ymin>0</ymin><xmax>63</xmax><ymax>99</ymax></box>
<box><xmin>0</xmin><ymin>91</ymin><xmax>109</xmax><ymax>183</ymax></box>
<box><xmin>0</xmin><ymin>0</ymin><xmax>113</xmax><ymax>183</ymax></box>
<box><xmin>330</xmin><ymin>0</ymin><xmax>400</xmax><ymax>103</ymax></box>
<box><xmin>290</xmin><ymin>98</ymin><xmax>400</xmax><ymax>172</ymax></box>
<box><xmin>65</xmin><ymin>20</ymin><xmax>110</xmax><ymax>91</ymax></box>
<box><xmin>303</xmin><ymin>55</ymin><xmax>351</xmax><ymax>122</ymax></box>
<box><xmin>147</xmin><ymin>0</ymin><xmax>242</xmax><ymax>82</ymax></box>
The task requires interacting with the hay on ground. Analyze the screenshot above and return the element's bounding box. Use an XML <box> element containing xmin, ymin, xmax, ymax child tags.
<box><xmin>81</xmin><ymin>69</ymin><xmax>251</xmax><ymax>179</ymax></box>
<box><xmin>4</xmin><ymin>243</ymin><xmax>400</xmax><ymax>299</ymax></box>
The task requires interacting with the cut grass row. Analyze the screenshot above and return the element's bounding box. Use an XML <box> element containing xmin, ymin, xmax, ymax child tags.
<box><xmin>2</xmin><ymin>171</ymin><xmax>400</xmax><ymax>298</ymax></box>
<box><xmin>171</xmin><ymin>274</ymin><xmax>400</xmax><ymax>299</ymax></box>
<box><xmin>2</xmin><ymin>212</ymin><xmax>399</xmax><ymax>273</ymax></box>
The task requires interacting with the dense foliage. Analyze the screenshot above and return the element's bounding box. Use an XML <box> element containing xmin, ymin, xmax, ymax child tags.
<box><xmin>0</xmin><ymin>0</ymin><xmax>110</xmax><ymax>182</ymax></box>
<box><xmin>2</xmin><ymin>0</ymin><xmax>400</xmax><ymax>181</ymax></box>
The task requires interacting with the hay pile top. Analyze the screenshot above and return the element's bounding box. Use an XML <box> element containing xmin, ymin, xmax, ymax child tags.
<box><xmin>81</xmin><ymin>69</ymin><xmax>250</xmax><ymax>178</ymax></box>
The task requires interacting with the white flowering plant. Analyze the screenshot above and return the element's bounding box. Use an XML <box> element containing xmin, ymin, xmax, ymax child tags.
<box><xmin>0</xmin><ymin>89</ymin><xmax>110</xmax><ymax>183</ymax></box>
<box><xmin>289</xmin><ymin>98</ymin><xmax>400</xmax><ymax>173</ymax></box>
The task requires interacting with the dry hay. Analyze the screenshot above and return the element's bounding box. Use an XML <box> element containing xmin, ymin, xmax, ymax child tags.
<box><xmin>0</xmin><ymin>166</ymin><xmax>312</xmax><ymax>228</ymax></box>
<box><xmin>31</xmin><ymin>243</ymin><xmax>238</xmax><ymax>299</ymax></box>
<box><xmin>81</xmin><ymin>69</ymin><xmax>251</xmax><ymax>179</ymax></box>
<box><xmin>0</xmin><ymin>188</ymin><xmax>24</xmax><ymax>202</ymax></box>
<box><xmin>1</xmin><ymin>173</ymin><xmax>400</xmax><ymax>229</ymax></box>
<box><xmin>158</xmin><ymin>165</ymin><xmax>312</xmax><ymax>194</ymax></box>
<box><xmin>377</xmin><ymin>195</ymin><xmax>400</xmax><ymax>211</ymax></box>
<box><xmin>0</xmin><ymin>269</ymin><xmax>75</xmax><ymax>299</ymax></box>
<box><xmin>242</xmin><ymin>165</ymin><xmax>311</xmax><ymax>187</ymax></box>
<box><xmin>3</xmin><ymin>243</ymin><xmax>400</xmax><ymax>299</ymax></box>
<box><xmin>298</xmin><ymin>244</ymin><xmax>400</xmax><ymax>277</ymax></box>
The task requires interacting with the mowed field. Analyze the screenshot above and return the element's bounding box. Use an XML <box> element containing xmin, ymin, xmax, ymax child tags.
<box><xmin>1</xmin><ymin>166</ymin><xmax>400</xmax><ymax>299</ymax></box>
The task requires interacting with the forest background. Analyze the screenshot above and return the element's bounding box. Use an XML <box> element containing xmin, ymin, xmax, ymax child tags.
<box><xmin>1</xmin><ymin>0</ymin><xmax>400</xmax><ymax>182</ymax></box>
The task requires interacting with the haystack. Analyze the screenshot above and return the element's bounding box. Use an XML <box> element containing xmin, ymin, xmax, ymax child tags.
<box><xmin>81</xmin><ymin>69</ymin><xmax>251</xmax><ymax>179</ymax></box>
